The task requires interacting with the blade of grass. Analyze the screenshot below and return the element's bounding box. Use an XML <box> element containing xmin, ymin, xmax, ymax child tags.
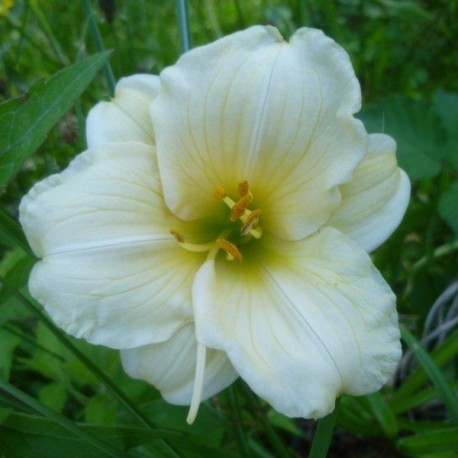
<box><xmin>0</xmin><ymin>209</ymin><xmax>34</xmax><ymax>255</ymax></box>
<box><xmin>308</xmin><ymin>400</ymin><xmax>339</xmax><ymax>458</ymax></box>
<box><xmin>400</xmin><ymin>325</ymin><xmax>458</xmax><ymax>425</ymax></box>
<box><xmin>393</xmin><ymin>330</ymin><xmax>458</xmax><ymax>401</ymax></box>
<box><xmin>81</xmin><ymin>0</ymin><xmax>116</xmax><ymax>94</ymax></box>
<box><xmin>227</xmin><ymin>386</ymin><xmax>250</xmax><ymax>457</ymax></box>
<box><xmin>0</xmin><ymin>278</ymin><xmax>182</xmax><ymax>458</ymax></box>
<box><xmin>0</xmin><ymin>381</ymin><xmax>125</xmax><ymax>457</ymax></box>
<box><xmin>29</xmin><ymin>0</ymin><xmax>70</xmax><ymax>65</ymax></box>
<box><xmin>176</xmin><ymin>0</ymin><xmax>192</xmax><ymax>53</ymax></box>
<box><xmin>239</xmin><ymin>382</ymin><xmax>291</xmax><ymax>458</ymax></box>
<box><xmin>366</xmin><ymin>392</ymin><xmax>398</xmax><ymax>439</ymax></box>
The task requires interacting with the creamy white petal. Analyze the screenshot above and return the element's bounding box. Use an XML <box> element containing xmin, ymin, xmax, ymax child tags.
<box><xmin>121</xmin><ymin>322</ymin><xmax>238</xmax><ymax>404</ymax></box>
<box><xmin>192</xmin><ymin>228</ymin><xmax>401</xmax><ymax>419</ymax></box>
<box><xmin>327</xmin><ymin>134</ymin><xmax>410</xmax><ymax>252</ymax></box>
<box><xmin>151</xmin><ymin>26</ymin><xmax>367</xmax><ymax>240</ymax></box>
<box><xmin>86</xmin><ymin>74</ymin><xmax>160</xmax><ymax>147</ymax></box>
<box><xmin>20</xmin><ymin>142</ymin><xmax>203</xmax><ymax>349</ymax></box>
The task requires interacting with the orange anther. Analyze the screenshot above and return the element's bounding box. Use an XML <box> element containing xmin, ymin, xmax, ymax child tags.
<box><xmin>170</xmin><ymin>229</ymin><xmax>185</xmax><ymax>243</ymax></box>
<box><xmin>216</xmin><ymin>238</ymin><xmax>243</xmax><ymax>262</ymax></box>
<box><xmin>230</xmin><ymin>194</ymin><xmax>252</xmax><ymax>221</ymax></box>
<box><xmin>213</xmin><ymin>187</ymin><xmax>227</xmax><ymax>198</ymax></box>
<box><xmin>238</xmin><ymin>180</ymin><xmax>249</xmax><ymax>197</ymax></box>
<box><xmin>241</xmin><ymin>209</ymin><xmax>262</xmax><ymax>235</ymax></box>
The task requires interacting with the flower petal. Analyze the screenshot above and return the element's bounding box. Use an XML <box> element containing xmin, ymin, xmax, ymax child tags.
<box><xmin>327</xmin><ymin>133</ymin><xmax>411</xmax><ymax>252</ymax></box>
<box><xmin>121</xmin><ymin>322</ymin><xmax>238</xmax><ymax>404</ymax></box>
<box><xmin>20</xmin><ymin>142</ymin><xmax>204</xmax><ymax>349</ymax></box>
<box><xmin>86</xmin><ymin>74</ymin><xmax>160</xmax><ymax>147</ymax></box>
<box><xmin>192</xmin><ymin>227</ymin><xmax>401</xmax><ymax>418</ymax></box>
<box><xmin>151</xmin><ymin>26</ymin><xmax>367</xmax><ymax>239</ymax></box>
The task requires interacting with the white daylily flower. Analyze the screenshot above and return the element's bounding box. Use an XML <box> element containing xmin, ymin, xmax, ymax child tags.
<box><xmin>19</xmin><ymin>26</ymin><xmax>410</xmax><ymax>423</ymax></box>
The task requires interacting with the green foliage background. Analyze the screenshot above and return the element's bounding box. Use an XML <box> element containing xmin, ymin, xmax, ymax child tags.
<box><xmin>0</xmin><ymin>1</ymin><xmax>457</xmax><ymax>457</ymax></box>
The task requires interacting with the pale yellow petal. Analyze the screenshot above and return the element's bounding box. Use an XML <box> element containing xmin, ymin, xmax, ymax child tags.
<box><xmin>20</xmin><ymin>142</ymin><xmax>203</xmax><ymax>349</ymax></box>
<box><xmin>121</xmin><ymin>322</ymin><xmax>238</xmax><ymax>404</ymax></box>
<box><xmin>86</xmin><ymin>74</ymin><xmax>160</xmax><ymax>147</ymax></box>
<box><xmin>327</xmin><ymin>133</ymin><xmax>410</xmax><ymax>252</ymax></box>
<box><xmin>151</xmin><ymin>26</ymin><xmax>367</xmax><ymax>239</ymax></box>
<box><xmin>192</xmin><ymin>228</ymin><xmax>401</xmax><ymax>418</ymax></box>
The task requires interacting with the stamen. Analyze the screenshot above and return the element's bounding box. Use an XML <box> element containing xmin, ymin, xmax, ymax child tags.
<box><xmin>216</xmin><ymin>238</ymin><xmax>243</xmax><ymax>262</ymax></box>
<box><xmin>170</xmin><ymin>229</ymin><xmax>185</xmax><ymax>243</ymax></box>
<box><xmin>238</xmin><ymin>180</ymin><xmax>249</xmax><ymax>197</ymax></box>
<box><xmin>213</xmin><ymin>187</ymin><xmax>227</xmax><ymax>199</ymax></box>
<box><xmin>230</xmin><ymin>194</ymin><xmax>252</xmax><ymax>221</ymax></box>
<box><xmin>241</xmin><ymin>209</ymin><xmax>262</xmax><ymax>236</ymax></box>
<box><xmin>181</xmin><ymin>242</ymin><xmax>214</xmax><ymax>252</ymax></box>
<box><xmin>187</xmin><ymin>342</ymin><xmax>207</xmax><ymax>425</ymax></box>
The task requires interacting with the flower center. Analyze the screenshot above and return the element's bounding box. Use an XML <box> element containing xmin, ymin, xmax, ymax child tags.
<box><xmin>170</xmin><ymin>180</ymin><xmax>262</xmax><ymax>262</ymax></box>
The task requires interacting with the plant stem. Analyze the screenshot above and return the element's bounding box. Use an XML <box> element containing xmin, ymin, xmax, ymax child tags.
<box><xmin>308</xmin><ymin>399</ymin><xmax>339</xmax><ymax>458</ymax></box>
<box><xmin>81</xmin><ymin>0</ymin><xmax>116</xmax><ymax>94</ymax></box>
<box><xmin>411</xmin><ymin>239</ymin><xmax>458</xmax><ymax>273</ymax></box>
<box><xmin>176</xmin><ymin>0</ymin><xmax>192</xmax><ymax>54</ymax></box>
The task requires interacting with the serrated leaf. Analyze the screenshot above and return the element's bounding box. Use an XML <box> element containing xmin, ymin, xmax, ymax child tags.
<box><xmin>359</xmin><ymin>96</ymin><xmax>446</xmax><ymax>181</ymax></box>
<box><xmin>0</xmin><ymin>51</ymin><xmax>110</xmax><ymax>187</ymax></box>
<box><xmin>438</xmin><ymin>183</ymin><xmax>458</xmax><ymax>235</ymax></box>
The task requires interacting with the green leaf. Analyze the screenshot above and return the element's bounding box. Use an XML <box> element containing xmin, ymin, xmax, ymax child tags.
<box><xmin>84</xmin><ymin>393</ymin><xmax>117</xmax><ymax>426</ymax></box>
<box><xmin>2</xmin><ymin>412</ymin><xmax>239</xmax><ymax>457</ymax></box>
<box><xmin>0</xmin><ymin>407</ymin><xmax>12</xmax><ymax>425</ymax></box>
<box><xmin>142</xmin><ymin>400</ymin><xmax>226</xmax><ymax>447</ymax></box>
<box><xmin>39</xmin><ymin>383</ymin><xmax>67</xmax><ymax>413</ymax></box>
<box><xmin>336</xmin><ymin>396</ymin><xmax>382</xmax><ymax>436</ymax></box>
<box><xmin>433</xmin><ymin>91</ymin><xmax>458</xmax><ymax>171</ymax></box>
<box><xmin>0</xmin><ymin>51</ymin><xmax>110</xmax><ymax>187</ymax></box>
<box><xmin>400</xmin><ymin>326</ymin><xmax>458</xmax><ymax>425</ymax></box>
<box><xmin>308</xmin><ymin>400</ymin><xmax>339</xmax><ymax>458</ymax></box>
<box><xmin>0</xmin><ymin>249</ymin><xmax>35</xmax><ymax>304</ymax></box>
<box><xmin>359</xmin><ymin>96</ymin><xmax>446</xmax><ymax>181</ymax></box>
<box><xmin>0</xmin><ymin>381</ymin><xmax>126</xmax><ymax>457</ymax></box>
<box><xmin>366</xmin><ymin>392</ymin><xmax>398</xmax><ymax>438</ymax></box>
<box><xmin>0</xmin><ymin>428</ymin><xmax>112</xmax><ymax>458</ymax></box>
<box><xmin>438</xmin><ymin>183</ymin><xmax>458</xmax><ymax>235</ymax></box>
<box><xmin>397</xmin><ymin>427</ymin><xmax>458</xmax><ymax>455</ymax></box>
<box><xmin>392</xmin><ymin>331</ymin><xmax>458</xmax><ymax>403</ymax></box>
<box><xmin>0</xmin><ymin>329</ymin><xmax>20</xmax><ymax>381</ymax></box>
<box><xmin>0</xmin><ymin>208</ymin><xmax>33</xmax><ymax>254</ymax></box>
<box><xmin>392</xmin><ymin>381</ymin><xmax>458</xmax><ymax>415</ymax></box>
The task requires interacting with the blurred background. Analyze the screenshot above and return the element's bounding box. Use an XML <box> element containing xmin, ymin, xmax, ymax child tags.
<box><xmin>0</xmin><ymin>1</ymin><xmax>457</xmax><ymax>457</ymax></box>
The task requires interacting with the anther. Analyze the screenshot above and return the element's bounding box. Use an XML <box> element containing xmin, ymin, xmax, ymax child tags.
<box><xmin>241</xmin><ymin>209</ymin><xmax>262</xmax><ymax>236</ymax></box>
<box><xmin>213</xmin><ymin>187</ymin><xmax>227</xmax><ymax>199</ymax></box>
<box><xmin>230</xmin><ymin>194</ymin><xmax>252</xmax><ymax>221</ymax></box>
<box><xmin>238</xmin><ymin>180</ymin><xmax>249</xmax><ymax>197</ymax></box>
<box><xmin>170</xmin><ymin>229</ymin><xmax>185</xmax><ymax>243</ymax></box>
<box><xmin>216</xmin><ymin>238</ymin><xmax>243</xmax><ymax>262</ymax></box>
